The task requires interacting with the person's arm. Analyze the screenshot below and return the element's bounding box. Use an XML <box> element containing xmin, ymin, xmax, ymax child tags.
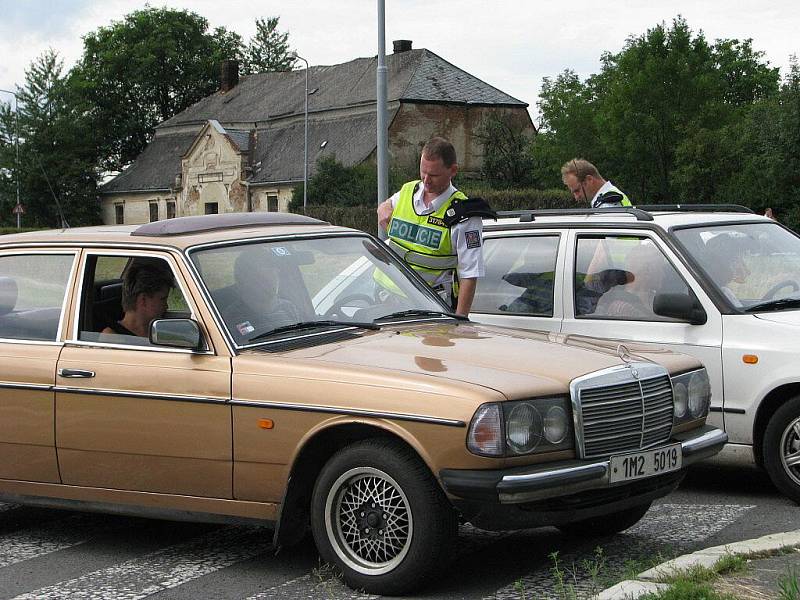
<box><xmin>377</xmin><ymin>199</ymin><xmax>394</xmax><ymax>231</ymax></box>
<box><xmin>455</xmin><ymin>277</ymin><xmax>477</xmax><ymax>316</ymax></box>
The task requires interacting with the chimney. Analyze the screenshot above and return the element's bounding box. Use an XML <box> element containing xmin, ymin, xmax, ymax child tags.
<box><xmin>220</xmin><ymin>59</ymin><xmax>239</xmax><ymax>92</ymax></box>
<box><xmin>393</xmin><ymin>40</ymin><xmax>412</xmax><ymax>53</ymax></box>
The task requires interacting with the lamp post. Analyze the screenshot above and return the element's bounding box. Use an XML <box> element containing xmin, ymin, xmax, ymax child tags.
<box><xmin>376</xmin><ymin>0</ymin><xmax>388</xmax><ymax>239</ymax></box>
<box><xmin>0</xmin><ymin>88</ymin><xmax>20</xmax><ymax>229</ymax></box>
<box><xmin>292</xmin><ymin>54</ymin><xmax>309</xmax><ymax>214</ymax></box>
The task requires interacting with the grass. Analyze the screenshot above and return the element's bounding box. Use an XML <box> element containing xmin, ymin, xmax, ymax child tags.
<box><xmin>778</xmin><ymin>566</ymin><xmax>799</xmax><ymax>600</ymax></box>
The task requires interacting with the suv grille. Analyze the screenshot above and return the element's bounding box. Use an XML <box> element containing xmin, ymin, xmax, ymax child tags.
<box><xmin>574</xmin><ymin>365</ymin><xmax>674</xmax><ymax>458</ymax></box>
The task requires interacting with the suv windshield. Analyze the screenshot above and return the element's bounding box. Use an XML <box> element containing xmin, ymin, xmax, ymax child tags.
<box><xmin>189</xmin><ymin>235</ymin><xmax>450</xmax><ymax>345</ymax></box>
<box><xmin>673</xmin><ymin>223</ymin><xmax>800</xmax><ymax>310</ymax></box>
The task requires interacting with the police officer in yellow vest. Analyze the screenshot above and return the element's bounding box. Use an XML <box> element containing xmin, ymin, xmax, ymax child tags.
<box><xmin>377</xmin><ymin>137</ymin><xmax>495</xmax><ymax>316</ymax></box>
<box><xmin>561</xmin><ymin>158</ymin><xmax>632</xmax><ymax>208</ymax></box>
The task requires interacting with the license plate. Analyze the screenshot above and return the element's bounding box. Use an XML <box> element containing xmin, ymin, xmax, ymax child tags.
<box><xmin>609</xmin><ymin>443</ymin><xmax>682</xmax><ymax>483</ymax></box>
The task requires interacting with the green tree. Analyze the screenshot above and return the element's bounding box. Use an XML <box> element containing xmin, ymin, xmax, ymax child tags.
<box><xmin>241</xmin><ymin>17</ymin><xmax>294</xmax><ymax>74</ymax></box>
<box><xmin>476</xmin><ymin>113</ymin><xmax>535</xmax><ymax>188</ymax></box>
<box><xmin>70</xmin><ymin>6</ymin><xmax>243</xmax><ymax>171</ymax></box>
<box><xmin>0</xmin><ymin>51</ymin><xmax>99</xmax><ymax>227</ymax></box>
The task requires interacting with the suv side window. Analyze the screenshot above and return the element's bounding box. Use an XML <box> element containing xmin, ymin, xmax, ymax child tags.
<box><xmin>575</xmin><ymin>236</ymin><xmax>690</xmax><ymax>321</ymax></box>
<box><xmin>473</xmin><ymin>235</ymin><xmax>559</xmax><ymax>316</ymax></box>
<box><xmin>0</xmin><ymin>253</ymin><xmax>74</xmax><ymax>341</ymax></box>
<box><xmin>78</xmin><ymin>254</ymin><xmax>190</xmax><ymax>346</ymax></box>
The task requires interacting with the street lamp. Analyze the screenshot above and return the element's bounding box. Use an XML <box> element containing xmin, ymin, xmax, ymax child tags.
<box><xmin>0</xmin><ymin>88</ymin><xmax>21</xmax><ymax>229</ymax></box>
<box><xmin>292</xmin><ymin>54</ymin><xmax>309</xmax><ymax>214</ymax></box>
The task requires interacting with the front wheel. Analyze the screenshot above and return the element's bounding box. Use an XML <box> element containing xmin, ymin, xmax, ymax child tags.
<box><xmin>310</xmin><ymin>439</ymin><xmax>457</xmax><ymax>595</ymax></box>
<box><xmin>556</xmin><ymin>502</ymin><xmax>651</xmax><ymax>537</ymax></box>
<box><xmin>763</xmin><ymin>396</ymin><xmax>800</xmax><ymax>504</ymax></box>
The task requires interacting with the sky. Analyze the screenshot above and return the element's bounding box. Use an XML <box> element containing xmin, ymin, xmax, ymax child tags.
<box><xmin>1</xmin><ymin>1</ymin><xmax>799</xmax><ymax>123</ymax></box>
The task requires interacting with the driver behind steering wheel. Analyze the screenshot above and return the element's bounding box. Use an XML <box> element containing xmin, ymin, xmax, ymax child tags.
<box><xmin>222</xmin><ymin>247</ymin><xmax>300</xmax><ymax>344</ymax></box>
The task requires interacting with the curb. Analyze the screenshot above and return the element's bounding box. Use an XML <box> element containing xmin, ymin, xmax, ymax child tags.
<box><xmin>596</xmin><ymin>529</ymin><xmax>800</xmax><ymax>600</ymax></box>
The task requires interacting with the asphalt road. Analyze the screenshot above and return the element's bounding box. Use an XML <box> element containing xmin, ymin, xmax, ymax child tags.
<box><xmin>0</xmin><ymin>463</ymin><xmax>796</xmax><ymax>600</ymax></box>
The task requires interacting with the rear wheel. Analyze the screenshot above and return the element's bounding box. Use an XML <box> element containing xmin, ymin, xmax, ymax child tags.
<box><xmin>763</xmin><ymin>396</ymin><xmax>800</xmax><ymax>504</ymax></box>
<box><xmin>310</xmin><ymin>439</ymin><xmax>457</xmax><ymax>595</ymax></box>
<box><xmin>556</xmin><ymin>502</ymin><xmax>651</xmax><ymax>537</ymax></box>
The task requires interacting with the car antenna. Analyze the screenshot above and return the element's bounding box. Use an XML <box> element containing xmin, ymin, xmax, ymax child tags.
<box><xmin>33</xmin><ymin>152</ymin><xmax>69</xmax><ymax>228</ymax></box>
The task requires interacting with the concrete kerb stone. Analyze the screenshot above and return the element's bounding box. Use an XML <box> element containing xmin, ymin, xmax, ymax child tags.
<box><xmin>596</xmin><ymin>529</ymin><xmax>800</xmax><ymax>600</ymax></box>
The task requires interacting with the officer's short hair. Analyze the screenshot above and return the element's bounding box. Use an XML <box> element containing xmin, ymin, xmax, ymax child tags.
<box><xmin>561</xmin><ymin>158</ymin><xmax>601</xmax><ymax>182</ymax></box>
<box><xmin>121</xmin><ymin>260</ymin><xmax>174</xmax><ymax>311</ymax></box>
<box><xmin>422</xmin><ymin>137</ymin><xmax>457</xmax><ymax>168</ymax></box>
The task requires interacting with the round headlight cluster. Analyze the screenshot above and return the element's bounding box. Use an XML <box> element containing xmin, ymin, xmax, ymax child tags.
<box><xmin>544</xmin><ymin>406</ymin><xmax>569</xmax><ymax>444</ymax></box>
<box><xmin>673</xmin><ymin>382</ymin><xmax>689</xmax><ymax>419</ymax></box>
<box><xmin>507</xmin><ymin>403</ymin><xmax>543</xmax><ymax>454</ymax></box>
<box><xmin>688</xmin><ymin>370</ymin><xmax>711</xmax><ymax>418</ymax></box>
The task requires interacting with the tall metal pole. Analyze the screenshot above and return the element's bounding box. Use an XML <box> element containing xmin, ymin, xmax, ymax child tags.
<box><xmin>292</xmin><ymin>55</ymin><xmax>309</xmax><ymax>214</ymax></box>
<box><xmin>376</xmin><ymin>0</ymin><xmax>388</xmax><ymax>239</ymax></box>
<box><xmin>0</xmin><ymin>89</ymin><xmax>20</xmax><ymax>229</ymax></box>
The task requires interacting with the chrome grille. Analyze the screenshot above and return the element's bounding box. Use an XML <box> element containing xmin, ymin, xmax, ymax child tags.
<box><xmin>572</xmin><ymin>364</ymin><xmax>674</xmax><ymax>458</ymax></box>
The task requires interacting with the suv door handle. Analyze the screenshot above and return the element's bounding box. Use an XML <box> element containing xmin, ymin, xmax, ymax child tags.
<box><xmin>58</xmin><ymin>368</ymin><xmax>96</xmax><ymax>379</ymax></box>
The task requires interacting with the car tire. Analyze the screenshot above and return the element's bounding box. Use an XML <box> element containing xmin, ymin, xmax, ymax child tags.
<box><xmin>556</xmin><ymin>502</ymin><xmax>651</xmax><ymax>537</ymax></box>
<box><xmin>310</xmin><ymin>438</ymin><xmax>457</xmax><ymax>595</ymax></box>
<box><xmin>763</xmin><ymin>396</ymin><xmax>800</xmax><ymax>504</ymax></box>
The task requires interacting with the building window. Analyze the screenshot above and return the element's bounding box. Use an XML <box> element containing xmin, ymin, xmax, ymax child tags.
<box><xmin>149</xmin><ymin>202</ymin><xmax>159</xmax><ymax>222</ymax></box>
<box><xmin>115</xmin><ymin>204</ymin><xmax>124</xmax><ymax>225</ymax></box>
<box><xmin>166</xmin><ymin>201</ymin><xmax>176</xmax><ymax>219</ymax></box>
<box><xmin>205</xmin><ymin>203</ymin><xmax>219</xmax><ymax>215</ymax></box>
<box><xmin>267</xmin><ymin>194</ymin><xmax>278</xmax><ymax>212</ymax></box>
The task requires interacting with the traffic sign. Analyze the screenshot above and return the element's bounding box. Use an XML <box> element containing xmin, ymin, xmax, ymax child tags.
<box><xmin>11</xmin><ymin>204</ymin><xmax>24</xmax><ymax>215</ymax></box>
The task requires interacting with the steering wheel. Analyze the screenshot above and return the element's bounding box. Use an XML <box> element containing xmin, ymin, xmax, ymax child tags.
<box><xmin>761</xmin><ymin>279</ymin><xmax>800</xmax><ymax>301</ymax></box>
<box><xmin>324</xmin><ymin>293</ymin><xmax>375</xmax><ymax>319</ymax></box>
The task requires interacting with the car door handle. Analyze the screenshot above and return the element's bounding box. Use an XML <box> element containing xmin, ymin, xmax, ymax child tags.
<box><xmin>58</xmin><ymin>368</ymin><xmax>96</xmax><ymax>379</ymax></box>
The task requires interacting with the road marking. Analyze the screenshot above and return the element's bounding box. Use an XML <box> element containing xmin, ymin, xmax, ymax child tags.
<box><xmin>487</xmin><ymin>503</ymin><xmax>756</xmax><ymax>600</ymax></box>
<box><xmin>0</xmin><ymin>515</ymin><xmax>101</xmax><ymax>568</ymax></box>
<box><xmin>245</xmin><ymin>573</ymin><xmax>378</xmax><ymax>600</ymax></box>
<box><xmin>10</xmin><ymin>526</ymin><xmax>272</xmax><ymax>600</ymax></box>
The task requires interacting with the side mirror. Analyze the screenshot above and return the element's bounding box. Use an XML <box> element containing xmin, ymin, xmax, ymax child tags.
<box><xmin>653</xmin><ymin>293</ymin><xmax>707</xmax><ymax>325</ymax></box>
<box><xmin>150</xmin><ymin>318</ymin><xmax>204</xmax><ymax>350</ymax></box>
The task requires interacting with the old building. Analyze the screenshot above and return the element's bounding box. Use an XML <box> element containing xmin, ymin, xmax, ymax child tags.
<box><xmin>100</xmin><ymin>41</ymin><xmax>534</xmax><ymax>224</ymax></box>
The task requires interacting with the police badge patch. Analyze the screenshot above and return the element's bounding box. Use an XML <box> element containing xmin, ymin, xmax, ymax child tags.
<box><xmin>465</xmin><ymin>230</ymin><xmax>481</xmax><ymax>249</ymax></box>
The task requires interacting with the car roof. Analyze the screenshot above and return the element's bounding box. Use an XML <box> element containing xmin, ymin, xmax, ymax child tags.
<box><xmin>486</xmin><ymin>205</ymin><xmax>773</xmax><ymax>232</ymax></box>
<box><xmin>0</xmin><ymin>213</ymin><xmax>357</xmax><ymax>251</ymax></box>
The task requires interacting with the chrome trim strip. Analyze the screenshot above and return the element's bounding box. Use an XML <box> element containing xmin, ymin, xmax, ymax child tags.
<box><xmin>501</xmin><ymin>462</ymin><xmax>608</xmax><ymax>486</ymax></box>
<box><xmin>55</xmin><ymin>386</ymin><xmax>229</xmax><ymax>405</ymax></box>
<box><xmin>63</xmin><ymin>339</ymin><xmax>211</xmax><ymax>355</ymax></box>
<box><xmin>229</xmin><ymin>399</ymin><xmax>467</xmax><ymax>427</ymax></box>
<box><xmin>0</xmin><ymin>338</ymin><xmax>64</xmax><ymax>347</ymax></box>
<box><xmin>0</xmin><ymin>382</ymin><xmax>53</xmax><ymax>391</ymax></box>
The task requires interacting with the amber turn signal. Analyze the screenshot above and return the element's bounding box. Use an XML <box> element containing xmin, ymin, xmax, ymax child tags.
<box><xmin>742</xmin><ymin>355</ymin><xmax>758</xmax><ymax>364</ymax></box>
<box><xmin>258</xmin><ymin>418</ymin><xmax>274</xmax><ymax>429</ymax></box>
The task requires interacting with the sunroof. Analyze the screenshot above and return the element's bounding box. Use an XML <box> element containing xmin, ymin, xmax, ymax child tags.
<box><xmin>132</xmin><ymin>212</ymin><xmax>328</xmax><ymax>237</ymax></box>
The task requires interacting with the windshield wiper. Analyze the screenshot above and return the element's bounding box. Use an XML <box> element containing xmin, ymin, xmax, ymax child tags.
<box><xmin>247</xmin><ymin>320</ymin><xmax>379</xmax><ymax>343</ymax></box>
<box><xmin>745</xmin><ymin>297</ymin><xmax>800</xmax><ymax>313</ymax></box>
<box><xmin>375</xmin><ymin>309</ymin><xmax>469</xmax><ymax>322</ymax></box>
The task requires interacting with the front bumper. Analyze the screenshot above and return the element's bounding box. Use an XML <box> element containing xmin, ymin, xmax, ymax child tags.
<box><xmin>440</xmin><ymin>425</ymin><xmax>727</xmax><ymax>505</ymax></box>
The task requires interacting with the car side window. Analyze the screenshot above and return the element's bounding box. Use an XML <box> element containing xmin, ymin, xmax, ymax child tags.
<box><xmin>78</xmin><ymin>254</ymin><xmax>190</xmax><ymax>346</ymax></box>
<box><xmin>0</xmin><ymin>253</ymin><xmax>74</xmax><ymax>341</ymax></box>
<box><xmin>473</xmin><ymin>236</ymin><xmax>559</xmax><ymax>316</ymax></box>
<box><xmin>575</xmin><ymin>236</ymin><xmax>690</xmax><ymax>321</ymax></box>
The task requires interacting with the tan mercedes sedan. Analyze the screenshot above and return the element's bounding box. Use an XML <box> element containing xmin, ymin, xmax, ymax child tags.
<box><xmin>0</xmin><ymin>213</ymin><xmax>726</xmax><ymax>595</ymax></box>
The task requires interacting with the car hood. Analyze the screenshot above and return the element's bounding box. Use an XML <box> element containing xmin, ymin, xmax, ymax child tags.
<box><xmin>754</xmin><ymin>309</ymin><xmax>800</xmax><ymax>326</ymax></box>
<box><xmin>244</xmin><ymin>321</ymin><xmax>697</xmax><ymax>399</ymax></box>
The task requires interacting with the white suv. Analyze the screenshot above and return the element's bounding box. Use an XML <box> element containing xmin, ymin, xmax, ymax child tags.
<box><xmin>473</xmin><ymin>205</ymin><xmax>800</xmax><ymax>503</ymax></box>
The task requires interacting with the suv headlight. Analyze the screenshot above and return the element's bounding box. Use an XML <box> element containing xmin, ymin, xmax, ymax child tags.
<box><xmin>467</xmin><ymin>397</ymin><xmax>573</xmax><ymax>457</ymax></box>
<box><xmin>671</xmin><ymin>368</ymin><xmax>710</xmax><ymax>425</ymax></box>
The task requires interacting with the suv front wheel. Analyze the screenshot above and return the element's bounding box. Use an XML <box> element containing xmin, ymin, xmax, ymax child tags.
<box><xmin>763</xmin><ymin>396</ymin><xmax>800</xmax><ymax>504</ymax></box>
<box><xmin>310</xmin><ymin>438</ymin><xmax>458</xmax><ymax>595</ymax></box>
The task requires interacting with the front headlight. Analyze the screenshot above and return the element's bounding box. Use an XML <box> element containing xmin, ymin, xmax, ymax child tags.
<box><xmin>670</xmin><ymin>368</ymin><xmax>710</xmax><ymax>425</ymax></box>
<box><xmin>467</xmin><ymin>397</ymin><xmax>573</xmax><ymax>457</ymax></box>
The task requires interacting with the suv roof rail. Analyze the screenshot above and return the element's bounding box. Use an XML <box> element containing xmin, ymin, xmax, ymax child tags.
<box><xmin>633</xmin><ymin>204</ymin><xmax>754</xmax><ymax>214</ymax></box>
<box><xmin>495</xmin><ymin>207</ymin><xmax>654</xmax><ymax>222</ymax></box>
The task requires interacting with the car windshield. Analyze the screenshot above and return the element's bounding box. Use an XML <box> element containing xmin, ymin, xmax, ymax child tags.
<box><xmin>673</xmin><ymin>222</ymin><xmax>800</xmax><ymax>311</ymax></box>
<box><xmin>189</xmin><ymin>235</ymin><xmax>451</xmax><ymax>345</ymax></box>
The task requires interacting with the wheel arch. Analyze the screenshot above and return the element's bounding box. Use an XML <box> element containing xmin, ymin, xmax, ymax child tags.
<box><xmin>752</xmin><ymin>382</ymin><xmax>800</xmax><ymax>466</ymax></box>
<box><xmin>272</xmin><ymin>420</ymin><xmax>436</xmax><ymax>548</ymax></box>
